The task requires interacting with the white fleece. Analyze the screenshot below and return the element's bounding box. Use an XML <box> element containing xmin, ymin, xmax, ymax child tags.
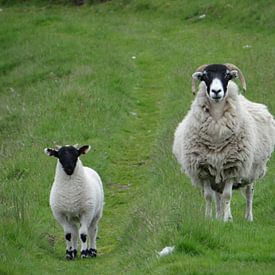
<box><xmin>173</xmin><ymin>81</ymin><xmax>275</xmax><ymax>191</ymax></box>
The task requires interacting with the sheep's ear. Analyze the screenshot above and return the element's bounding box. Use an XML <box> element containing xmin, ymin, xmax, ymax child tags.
<box><xmin>192</xmin><ymin>72</ymin><xmax>204</xmax><ymax>95</ymax></box>
<box><xmin>78</xmin><ymin>145</ymin><xmax>91</xmax><ymax>155</ymax></box>
<box><xmin>192</xmin><ymin>72</ymin><xmax>203</xmax><ymax>81</ymax></box>
<box><xmin>44</xmin><ymin>148</ymin><xmax>58</xmax><ymax>157</ymax></box>
<box><xmin>229</xmin><ymin>69</ymin><xmax>238</xmax><ymax>79</ymax></box>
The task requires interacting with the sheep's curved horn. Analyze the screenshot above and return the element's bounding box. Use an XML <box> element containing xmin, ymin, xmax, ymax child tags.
<box><xmin>192</xmin><ymin>64</ymin><xmax>208</xmax><ymax>95</ymax></box>
<box><xmin>224</xmin><ymin>63</ymin><xmax>246</xmax><ymax>92</ymax></box>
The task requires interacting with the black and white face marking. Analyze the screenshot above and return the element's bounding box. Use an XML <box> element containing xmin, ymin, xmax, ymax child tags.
<box><xmin>44</xmin><ymin>145</ymin><xmax>91</xmax><ymax>176</ymax></box>
<box><xmin>57</xmin><ymin>146</ymin><xmax>79</xmax><ymax>175</ymax></box>
<box><xmin>192</xmin><ymin>64</ymin><xmax>238</xmax><ymax>102</ymax></box>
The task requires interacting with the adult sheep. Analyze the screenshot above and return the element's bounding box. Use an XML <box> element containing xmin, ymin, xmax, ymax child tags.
<box><xmin>173</xmin><ymin>63</ymin><xmax>275</xmax><ymax>222</ymax></box>
<box><xmin>45</xmin><ymin>145</ymin><xmax>104</xmax><ymax>259</ymax></box>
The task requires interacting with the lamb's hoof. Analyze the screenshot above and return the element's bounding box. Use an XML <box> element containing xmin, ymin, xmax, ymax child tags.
<box><xmin>66</xmin><ymin>254</ymin><xmax>73</xmax><ymax>260</ymax></box>
<box><xmin>81</xmin><ymin>249</ymin><xmax>88</xmax><ymax>258</ymax></box>
<box><xmin>66</xmin><ymin>249</ymin><xmax>77</xmax><ymax>260</ymax></box>
<box><xmin>89</xmin><ymin>248</ymin><xmax>97</xmax><ymax>257</ymax></box>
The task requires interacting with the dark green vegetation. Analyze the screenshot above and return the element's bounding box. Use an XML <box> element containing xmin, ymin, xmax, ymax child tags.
<box><xmin>0</xmin><ymin>1</ymin><xmax>275</xmax><ymax>274</ymax></box>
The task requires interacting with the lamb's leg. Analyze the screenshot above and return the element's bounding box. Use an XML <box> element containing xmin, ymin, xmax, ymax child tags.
<box><xmin>204</xmin><ymin>183</ymin><xmax>213</xmax><ymax>218</ymax></box>
<box><xmin>215</xmin><ymin>192</ymin><xmax>223</xmax><ymax>220</ymax></box>
<box><xmin>88</xmin><ymin>222</ymin><xmax>98</xmax><ymax>257</ymax></box>
<box><xmin>222</xmin><ymin>182</ymin><xmax>233</xmax><ymax>222</ymax></box>
<box><xmin>245</xmin><ymin>184</ymin><xmax>254</xmax><ymax>222</ymax></box>
<box><xmin>71</xmin><ymin>223</ymin><xmax>78</xmax><ymax>258</ymax></box>
<box><xmin>79</xmin><ymin>214</ymin><xmax>92</xmax><ymax>258</ymax></box>
<box><xmin>53</xmin><ymin>212</ymin><xmax>77</xmax><ymax>260</ymax></box>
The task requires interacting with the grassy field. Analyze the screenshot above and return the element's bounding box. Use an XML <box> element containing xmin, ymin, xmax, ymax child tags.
<box><xmin>0</xmin><ymin>1</ymin><xmax>275</xmax><ymax>274</ymax></box>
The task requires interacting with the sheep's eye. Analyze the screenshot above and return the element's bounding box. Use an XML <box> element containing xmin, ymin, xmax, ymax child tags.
<box><xmin>201</xmin><ymin>73</ymin><xmax>208</xmax><ymax>81</ymax></box>
<box><xmin>225</xmin><ymin>73</ymin><xmax>231</xmax><ymax>80</ymax></box>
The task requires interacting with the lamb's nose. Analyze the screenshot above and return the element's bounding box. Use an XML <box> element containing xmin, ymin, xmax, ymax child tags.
<box><xmin>211</xmin><ymin>89</ymin><xmax>221</xmax><ymax>95</ymax></box>
<box><xmin>64</xmin><ymin>167</ymin><xmax>74</xmax><ymax>175</ymax></box>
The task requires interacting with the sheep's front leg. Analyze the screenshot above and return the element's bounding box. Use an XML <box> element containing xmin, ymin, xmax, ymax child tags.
<box><xmin>79</xmin><ymin>214</ymin><xmax>92</xmax><ymax>258</ymax></box>
<box><xmin>222</xmin><ymin>182</ymin><xmax>233</xmax><ymax>222</ymax></box>
<box><xmin>65</xmin><ymin>224</ymin><xmax>78</xmax><ymax>259</ymax></box>
<box><xmin>204</xmin><ymin>183</ymin><xmax>213</xmax><ymax>218</ymax></box>
<box><xmin>245</xmin><ymin>184</ymin><xmax>254</xmax><ymax>222</ymax></box>
<box><xmin>53</xmin><ymin>212</ymin><xmax>78</xmax><ymax>259</ymax></box>
<box><xmin>71</xmin><ymin>224</ymin><xmax>78</xmax><ymax>257</ymax></box>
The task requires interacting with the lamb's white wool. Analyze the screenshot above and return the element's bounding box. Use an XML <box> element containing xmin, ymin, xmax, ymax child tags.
<box><xmin>173</xmin><ymin>64</ymin><xmax>275</xmax><ymax>222</ymax></box>
<box><xmin>45</xmin><ymin>145</ymin><xmax>104</xmax><ymax>259</ymax></box>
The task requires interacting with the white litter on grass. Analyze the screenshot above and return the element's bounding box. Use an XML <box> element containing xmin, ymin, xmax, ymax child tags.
<box><xmin>243</xmin><ymin>45</ymin><xmax>252</xmax><ymax>49</ymax></box>
<box><xmin>132</xmin><ymin>56</ymin><xmax>136</xmax><ymax>60</ymax></box>
<box><xmin>157</xmin><ymin>246</ymin><xmax>175</xmax><ymax>257</ymax></box>
<box><xmin>198</xmin><ymin>14</ymin><xmax>206</xmax><ymax>19</ymax></box>
<box><xmin>130</xmin><ymin>112</ymin><xmax>137</xmax><ymax>116</ymax></box>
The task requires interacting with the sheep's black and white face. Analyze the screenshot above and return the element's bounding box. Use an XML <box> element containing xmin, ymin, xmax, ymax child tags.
<box><xmin>45</xmin><ymin>145</ymin><xmax>90</xmax><ymax>176</ymax></box>
<box><xmin>192</xmin><ymin>64</ymin><xmax>238</xmax><ymax>102</ymax></box>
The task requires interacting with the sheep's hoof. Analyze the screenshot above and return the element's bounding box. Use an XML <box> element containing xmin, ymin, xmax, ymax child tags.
<box><xmin>66</xmin><ymin>249</ymin><xmax>77</xmax><ymax>260</ymax></box>
<box><xmin>245</xmin><ymin>214</ymin><xmax>253</xmax><ymax>222</ymax></box>
<box><xmin>224</xmin><ymin>216</ymin><xmax>233</xmax><ymax>222</ymax></box>
<box><xmin>81</xmin><ymin>249</ymin><xmax>88</xmax><ymax>258</ymax></box>
<box><xmin>89</xmin><ymin>248</ymin><xmax>97</xmax><ymax>257</ymax></box>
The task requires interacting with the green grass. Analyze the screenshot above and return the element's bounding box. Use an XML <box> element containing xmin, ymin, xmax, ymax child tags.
<box><xmin>0</xmin><ymin>1</ymin><xmax>275</xmax><ymax>274</ymax></box>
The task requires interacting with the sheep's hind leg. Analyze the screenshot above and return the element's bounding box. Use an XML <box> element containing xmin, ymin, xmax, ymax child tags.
<box><xmin>204</xmin><ymin>183</ymin><xmax>213</xmax><ymax>219</ymax></box>
<box><xmin>245</xmin><ymin>184</ymin><xmax>254</xmax><ymax>222</ymax></box>
<box><xmin>215</xmin><ymin>192</ymin><xmax>223</xmax><ymax>220</ymax></box>
<box><xmin>222</xmin><ymin>182</ymin><xmax>233</xmax><ymax>222</ymax></box>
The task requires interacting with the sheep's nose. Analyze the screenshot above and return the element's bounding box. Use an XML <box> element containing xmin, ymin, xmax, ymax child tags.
<box><xmin>211</xmin><ymin>89</ymin><xmax>221</xmax><ymax>95</ymax></box>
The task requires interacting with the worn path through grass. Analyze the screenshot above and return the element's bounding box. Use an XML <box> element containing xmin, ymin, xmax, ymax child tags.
<box><xmin>0</xmin><ymin>6</ymin><xmax>170</xmax><ymax>274</ymax></box>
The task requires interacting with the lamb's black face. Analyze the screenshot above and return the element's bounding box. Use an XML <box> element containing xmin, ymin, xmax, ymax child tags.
<box><xmin>45</xmin><ymin>145</ymin><xmax>91</xmax><ymax>175</ymax></box>
<box><xmin>57</xmin><ymin>146</ymin><xmax>79</xmax><ymax>175</ymax></box>
<box><xmin>195</xmin><ymin>64</ymin><xmax>235</xmax><ymax>102</ymax></box>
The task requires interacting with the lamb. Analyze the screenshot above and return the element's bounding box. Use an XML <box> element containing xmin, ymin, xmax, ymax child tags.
<box><xmin>44</xmin><ymin>145</ymin><xmax>104</xmax><ymax>259</ymax></box>
<box><xmin>173</xmin><ymin>63</ymin><xmax>275</xmax><ymax>222</ymax></box>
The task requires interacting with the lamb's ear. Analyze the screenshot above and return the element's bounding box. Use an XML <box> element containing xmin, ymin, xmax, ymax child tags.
<box><xmin>44</xmin><ymin>148</ymin><xmax>58</xmax><ymax>157</ymax></box>
<box><xmin>78</xmin><ymin>145</ymin><xmax>91</xmax><ymax>155</ymax></box>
